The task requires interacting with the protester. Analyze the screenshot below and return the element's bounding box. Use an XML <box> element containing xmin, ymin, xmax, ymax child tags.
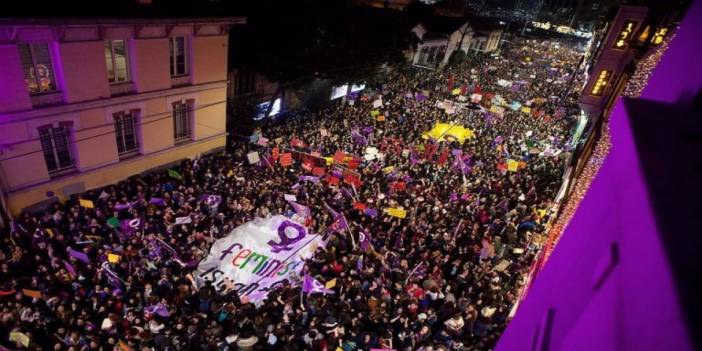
<box><xmin>0</xmin><ymin>37</ymin><xmax>584</xmax><ymax>350</ymax></box>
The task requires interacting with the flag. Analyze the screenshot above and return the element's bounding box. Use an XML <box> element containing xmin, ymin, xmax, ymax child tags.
<box><xmin>385</xmin><ymin>207</ymin><xmax>407</xmax><ymax>219</ymax></box>
<box><xmin>302</xmin><ymin>274</ymin><xmax>335</xmax><ymax>295</ymax></box>
<box><xmin>357</xmin><ymin>255</ymin><xmax>364</xmax><ymax>271</ymax></box>
<box><xmin>175</xmin><ymin>216</ymin><xmax>192</xmax><ymax>225</ymax></box>
<box><xmin>291</xmin><ymin>138</ymin><xmax>305</xmax><ymax>148</ymax></box>
<box><xmin>69</xmin><ymin>248</ymin><xmax>89</xmax><ymax>263</ymax></box>
<box><xmin>145</xmin><ymin>303</ymin><xmax>170</xmax><ymax>317</ymax></box>
<box><xmin>168</xmin><ymin>169</ymin><xmax>182</xmax><ymax>179</ymax></box>
<box><xmin>118</xmin><ymin>341</ymin><xmax>133</xmax><ymax>351</ymax></box>
<box><xmin>302</xmin><ymin>158</ymin><xmax>314</xmax><ymax>172</ymax></box>
<box><xmin>288</xmin><ymin>201</ymin><xmax>311</xmax><ymax>218</ymax></box>
<box><xmin>299</xmin><ymin>175</ymin><xmax>321</xmax><ymax>183</ymax></box>
<box><xmin>347</xmin><ymin>157</ymin><xmax>361</xmax><ymax>170</ymax></box>
<box><xmin>114</xmin><ymin>201</ymin><xmax>137</xmax><ymax>211</ymax></box>
<box><xmin>106</xmin><ymin>217</ymin><xmax>120</xmax><ymax>228</ymax></box>
<box><xmin>257</xmin><ymin>136</ymin><xmax>269</xmax><ymax>146</ymax></box>
<box><xmin>324</xmin><ymin>203</ymin><xmax>349</xmax><ymax>233</ymax></box>
<box><xmin>359</xmin><ymin>230</ymin><xmax>372</xmax><ymax>251</ymax></box>
<box><xmin>149</xmin><ymin>197</ymin><xmax>167</xmax><ymax>206</ymax></box>
<box><xmin>353</xmin><ymin>202</ymin><xmax>367</xmax><ymax>210</ymax></box>
<box><xmin>280</xmin><ymin>153</ymin><xmax>293</xmax><ymax>167</ymax></box>
<box><xmin>437</xmin><ymin>148</ymin><xmax>449</xmax><ymax>165</ymax></box>
<box><xmin>364</xmin><ymin>208</ymin><xmax>378</xmax><ymax>218</ymax></box>
<box><xmin>22</xmin><ymin>289</ymin><xmax>41</xmax><ymax>299</ymax></box>
<box><xmin>64</xmin><ymin>261</ymin><xmax>77</xmax><ymax>277</ymax></box>
<box><xmin>9</xmin><ymin>332</ymin><xmax>30</xmax><ymax>347</ymax></box>
<box><xmin>507</xmin><ymin>159</ymin><xmax>519</xmax><ymax>172</ymax></box>
<box><xmin>312</xmin><ymin>167</ymin><xmax>326</xmax><ymax>176</ymax></box>
<box><xmin>202</xmin><ymin>194</ymin><xmax>222</xmax><ymax>208</ymax></box>
<box><xmin>120</xmin><ymin>218</ymin><xmax>141</xmax><ymax>235</ymax></box>
<box><xmin>272</xmin><ymin>147</ymin><xmax>280</xmax><ymax>160</ymax></box>
<box><xmin>247</xmin><ymin>151</ymin><xmax>261</xmax><ymax>165</ymax></box>
<box><xmin>351</xmin><ymin>130</ymin><xmax>368</xmax><ymax>146</ymax></box>
<box><xmin>333</xmin><ymin>151</ymin><xmax>346</xmax><ymax>164</ymax></box>
<box><xmin>107</xmin><ymin>253</ymin><xmax>121</xmax><ymax>263</ymax></box>
<box><xmin>79</xmin><ymin>199</ymin><xmax>94</xmax><ymax>209</ymax></box>
<box><xmin>325</xmin><ymin>278</ymin><xmax>337</xmax><ymax>289</ymax></box>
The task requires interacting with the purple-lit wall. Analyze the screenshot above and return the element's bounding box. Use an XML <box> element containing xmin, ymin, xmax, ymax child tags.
<box><xmin>640</xmin><ymin>3</ymin><xmax>702</xmax><ymax>104</ymax></box>
<box><xmin>495</xmin><ymin>2</ymin><xmax>702</xmax><ymax>351</ymax></box>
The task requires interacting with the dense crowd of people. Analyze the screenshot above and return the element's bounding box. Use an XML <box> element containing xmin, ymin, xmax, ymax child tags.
<box><xmin>0</xmin><ymin>36</ymin><xmax>586</xmax><ymax>350</ymax></box>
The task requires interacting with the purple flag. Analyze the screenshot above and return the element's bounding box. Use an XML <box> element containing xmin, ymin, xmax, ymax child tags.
<box><xmin>64</xmin><ymin>261</ymin><xmax>77</xmax><ymax>277</ymax></box>
<box><xmin>364</xmin><ymin>208</ymin><xmax>378</xmax><ymax>218</ymax></box>
<box><xmin>69</xmin><ymin>248</ymin><xmax>89</xmax><ymax>263</ymax></box>
<box><xmin>288</xmin><ymin>201</ymin><xmax>311</xmax><ymax>218</ymax></box>
<box><xmin>120</xmin><ymin>218</ymin><xmax>141</xmax><ymax>235</ymax></box>
<box><xmin>359</xmin><ymin>230</ymin><xmax>372</xmax><ymax>251</ymax></box>
<box><xmin>362</xmin><ymin>126</ymin><xmax>374</xmax><ymax>134</ymax></box>
<box><xmin>145</xmin><ymin>304</ymin><xmax>170</xmax><ymax>317</ymax></box>
<box><xmin>201</xmin><ymin>194</ymin><xmax>222</xmax><ymax>208</ymax></box>
<box><xmin>149</xmin><ymin>197</ymin><xmax>167</xmax><ymax>206</ymax></box>
<box><xmin>302</xmin><ymin>274</ymin><xmax>334</xmax><ymax>295</ymax></box>
<box><xmin>298</xmin><ymin>175</ymin><xmax>321</xmax><ymax>183</ymax></box>
<box><xmin>351</xmin><ymin>130</ymin><xmax>368</xmax><ymax>146</ymax></box>
<box><xmin>114</xmin><ymin>201</ymin><xmax>138</xmax><ymax>211</ymax></box>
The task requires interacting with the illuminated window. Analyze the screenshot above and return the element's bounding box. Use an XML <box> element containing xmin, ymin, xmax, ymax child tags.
<box><xmin>114</xmin><ymin>111</ymin><xmax>139</xmax><ymax>156</ymax></box>
<box><xmin>104</xmin><ymin>40</ymin><xmax>130</xmax><ymax>83</ymax></box>
<box><xmin>173</xmin><ymin>101</ymin><xmax>192</xmax><ymax>143</ymax></box>
<box><xmin>650</xmin><ymin>27</ymin><xmax>668</xmax><ymax>45</ymax></box>
<box><xmin>38</xmin><ymin>123</ymin><xmax>74</xmax><ymax>174</ymax></box>
<box><xmin>169</xmin><ymin>37</ymin><xmax>188</xmax><ymax>77</ymax></box>
<box><xmin>17</xmin><ymin>43</ymin><xmax>58</xmax><ymax>95</ymax></box>
<box><xmin>612</xmin><ymin>20</ymin><xmax>637</xmax><ymax>49</ymax></box>
<box><xmin>590</xmin><ymin>70</ymin><xmax>611</xmax><ymax>96</ymax></box>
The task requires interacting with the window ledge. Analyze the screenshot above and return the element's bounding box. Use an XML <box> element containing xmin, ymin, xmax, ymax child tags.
<box><xmin>48</xmin><ymin>166</ymin><xmax>77</xmax><ymax>179</ymax></box>
<box><xmin>109</xmin><ymin>82</ymin><xmax>136</xmax><ymax>96</ymax></box>
<box><xmin>118</xmin><ymin>150</ymin><xmax>141</xmax><ymax>160</ymax></box>
<box><xmin>30</xmin><ymin>91</ymin><xmax>64</xmax><ymax>108</ymax></box>
<box><xmin>171</xmin><ymin>75</ymin><xmax>191</xmax><ymax>87</ymax></box>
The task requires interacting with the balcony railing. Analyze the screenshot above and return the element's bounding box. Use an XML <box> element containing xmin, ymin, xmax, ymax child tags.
<box><xmin>30</xmin><ymin>91</ymin><xmax>64</xmax><ymax>107</ymax></box>
<box><xmin>109</xmin><ymin>82</ymin><xmax>136</xmax><ymax>96</ymax></box>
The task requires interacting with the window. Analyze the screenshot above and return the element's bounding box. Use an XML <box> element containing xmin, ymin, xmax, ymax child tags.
<box><xmin>114</xmin><ymin>111</ymin><xmax>139</xmax><ymax>156</ymax></box>
<box><xmin>38</xmin><ymin>123</ymin><xmax>74</xmax><ymax>174</ymax></box>
<box><xmin>104</xmin><ymin>40</ymin><xmax>130</xmax><ymax>83</ymax></box>
<box><xmin>169</xmin><ymin>37</ymin><xmax>187</xmax><ymax>77</ymax></box>
<box><xmin>17</xmin><ymin>43</ymin><xmax>58</xmax><ymax>94</ymax></box>
<box><xmin>173</xmin><ymin>101</ymin><xmax>191</xmax><ymax>143</ymax></box>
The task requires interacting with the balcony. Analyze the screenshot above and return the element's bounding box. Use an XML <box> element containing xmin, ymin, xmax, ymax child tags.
<box><xmin>30</xmin><ymin>91</ymin><xmax>64</xmax><ymax>108</ymax></box>
<box><xmin>171</xmin><ymin>75</ymin><xmax>191</xmax><ymax>87</ymax></box>
<box><xmin>109</xmin><ymin>82</ymin><xmax>136</xmax><ymax>96</ymax></box>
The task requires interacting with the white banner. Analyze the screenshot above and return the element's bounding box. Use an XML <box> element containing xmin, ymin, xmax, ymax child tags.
<box><xmin>196</xmin><ymin>215</ymin><xmax>323</xmax><ymax>302</ymax></box>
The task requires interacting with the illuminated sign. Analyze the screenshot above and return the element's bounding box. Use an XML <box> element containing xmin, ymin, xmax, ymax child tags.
<box><xmin>612</xmin><ymin>20</ymin><xmax>637</xmax><ymax>49</ymax></box>
<box><xmin>590</xmin><ymin>70</ymin><xmax>611</xmax><ymax>96</ymax></box>
<box><xmin>650</xmin><ymin>27</ymin><xmax>668</xmax><ymax>45</ymax></box>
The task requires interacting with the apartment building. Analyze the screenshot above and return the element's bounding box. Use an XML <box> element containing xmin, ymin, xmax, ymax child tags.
<box><xmin>0</xmin><ymin>18</ymin><xmax>245</xmax><ymax>216</ymax></box>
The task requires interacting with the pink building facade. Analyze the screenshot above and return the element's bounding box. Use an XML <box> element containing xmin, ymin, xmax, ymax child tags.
<box><xmin>0</xmin><ymin>18</ymin><xmax>244</xmax><ymax>216</ymax></box>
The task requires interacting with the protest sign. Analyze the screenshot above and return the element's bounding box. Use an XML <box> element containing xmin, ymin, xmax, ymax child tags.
<box><xmin>196</xmin><ymin>215</ymin><xmax>322</xmax><ymax>303</ymax></box>
<box><xmin>247</xmin><ymin>152</ymin><xmax>260</xmax><ymax>165</ymax></box>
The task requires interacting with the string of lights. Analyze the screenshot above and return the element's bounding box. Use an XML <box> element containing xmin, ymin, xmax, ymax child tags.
<box><xmin>623</xmin><ymin>29</ymin><xmax>678</xmax><ymax>98</ymax></box>
<box><xmin>542</xmin><ymin>29</ymin><xmax>677</xmax><ymax>260</ymax></box>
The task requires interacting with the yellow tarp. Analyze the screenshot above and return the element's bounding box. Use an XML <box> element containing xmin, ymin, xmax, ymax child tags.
<box><xmin>422</xmin><ymin>123</ymin><xmax>475</xmax><ymax>144</ymax></box>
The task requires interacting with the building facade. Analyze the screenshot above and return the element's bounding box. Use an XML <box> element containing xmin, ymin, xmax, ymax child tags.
<box><xmin>0</xmin><ymin>18</ymin><xmax>244</xmax><ymax>215</ymax></box>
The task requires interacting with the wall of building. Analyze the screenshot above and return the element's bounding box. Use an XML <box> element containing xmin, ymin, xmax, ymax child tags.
<box><xmin>0</xmin><ymin>20</ymin><xmax>237</xmax><ymax>215</ymax></box>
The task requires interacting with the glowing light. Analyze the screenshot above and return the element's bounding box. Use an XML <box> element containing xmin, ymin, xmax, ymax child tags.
<box><xmin>650</xmin><ymin>27</ymin><xmax>669</xmax><ymax>45</ymax></box>
<box><xmin>624</xmin><ymin>29</ymin><xmax>677</xmax><ymax>98</ymax></box>
<box><xmin>590</xmin><ymin>70</ymin><xmax>611</xmax><ymax>96</ymax></box>
<box><xmin>612</xmin><ymin>20</ymin><xmax>637</xmax><ymax>49</ymax></box>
